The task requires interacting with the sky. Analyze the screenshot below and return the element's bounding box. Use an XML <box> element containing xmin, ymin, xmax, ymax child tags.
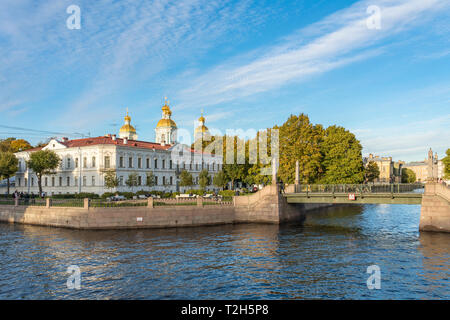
<box><xmin>0</xmin><ymin>0</ymin><xmax>449</xmax><ymax>162</ymax></box>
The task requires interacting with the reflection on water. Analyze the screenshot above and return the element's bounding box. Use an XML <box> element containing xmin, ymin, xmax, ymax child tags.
<box><xmin>0</xmin><ymin>204</ymin><xmax>449</xmax><ymax>299</ymax></box>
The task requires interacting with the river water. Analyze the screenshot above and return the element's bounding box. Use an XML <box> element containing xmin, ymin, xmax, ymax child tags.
<box><xmin>0</xmin><ymin>204</ymin><xmax>449</xmax><ymax>299</ymax></box>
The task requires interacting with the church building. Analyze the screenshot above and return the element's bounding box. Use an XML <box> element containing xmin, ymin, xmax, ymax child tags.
<box><xmin>13</xmin><ymin>100</ymin><xmax>221</xmax><ymax>195</ymax></box>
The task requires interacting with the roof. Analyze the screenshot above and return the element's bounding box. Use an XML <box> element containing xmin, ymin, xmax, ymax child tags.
<box><xmin>59</xmin><ymin>136</ymin><xmax>172</xmax><ymax>150</ymax></box>
<box><xmin>18</xmin><ymin>136</ymin><xmax>217</xmax><ymax>157</ymax></box>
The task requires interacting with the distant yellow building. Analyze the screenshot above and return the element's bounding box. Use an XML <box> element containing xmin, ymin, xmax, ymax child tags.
<box><xmin>403</xmin><ymin>148</ymin><xmax>443</xmax><ymax>182</ymax></box>
<box><xmin>364</xmin><ymin>154</ymin><xmax>402</xmax><ymax>183</ymax></box>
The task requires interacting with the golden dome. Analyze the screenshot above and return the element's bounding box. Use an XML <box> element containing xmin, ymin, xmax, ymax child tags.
<box><xmin>156</xmin><ymin>118</ymin><xmax>177</xmax><ymax>128</ymax></box>
<box><xmin>198</xmin><ymin>115</ymin><xmax>205</xmax><ymax>122</ymax></box>
<box><xmin>195</xmin><ymin>125</ymin><xmax>209</xmax><ymax>134</ymax></box>
<box><xmin>120</xmin><ymin>124</ymin><xmax>136</xmax><ymax>133</ymax></box>
<box><xmin>124</xmin><ymin>114</ymin><xmax>131</xmax><ymax>122</ymax></box>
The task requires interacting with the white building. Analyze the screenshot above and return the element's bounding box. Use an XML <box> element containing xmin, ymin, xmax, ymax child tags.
<box><xmin>13</xmin><ymin>101</ymin><xmax>222</xmax><ymax>195</ymax></box>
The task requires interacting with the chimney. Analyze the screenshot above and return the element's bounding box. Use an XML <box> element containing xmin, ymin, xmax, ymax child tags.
<box><xmin>112</xmin><ymin>134</ymin><xmax>116</xmax><ymax>141</ymax></box>
<box><xmin>62</xmin><ymin>137</ymin><xmax>68</xmax><ymax>142</ymax></box>
<box><xmin>123</xmin><ymin>138</ymin><xmax>128</xmax><ymax>144</ymax></box>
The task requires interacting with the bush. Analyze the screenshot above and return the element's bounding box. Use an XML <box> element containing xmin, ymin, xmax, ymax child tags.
<box><xmin>219</xmin><ymin>190</ymin><xmax>235</xmax><ymax>198</ymax></box>
<box><xmin>186</xmin><ymin>189</ymin><xmax>204</xmax><ymax>196</ymax></box>
<box><xmin>51</xmin><ymin>193</ymin><xmax>99</xmax><ymax>199</ymax></box>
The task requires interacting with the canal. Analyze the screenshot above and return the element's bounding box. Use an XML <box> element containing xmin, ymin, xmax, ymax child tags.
<box><xmin>0</xmin><ymin>204</ymin><xmax>448</xmax><ymax>299</ymax></box>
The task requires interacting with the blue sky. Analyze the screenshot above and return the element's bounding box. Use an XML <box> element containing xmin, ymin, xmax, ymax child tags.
<box><xmin>0</xmin><ymin>0</ymin><xmax>449</xmax><ymax>162</ymax></box>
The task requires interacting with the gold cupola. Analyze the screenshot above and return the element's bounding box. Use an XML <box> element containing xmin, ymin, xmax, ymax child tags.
<box><xmin>194</xmin><ymin>110</ymin><xmax>210</xmax><ymax>139</ymax></box>
<box><xmin>119</xmin><ymin>108</ymin><xmax>138</xmax><ymax>140</ymax></box>
<box><xmin>155</xmin><ymin>97</ymin><xmax>177</xmax><ymax>145</ymax></box>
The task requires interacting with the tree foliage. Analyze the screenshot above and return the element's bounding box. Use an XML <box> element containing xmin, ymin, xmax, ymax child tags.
<box><xmin>278</xmin><ymin>114</ymin><xmax>324</xmax><ymax>184</ymax></box>
<box><xmin>213</xmin><ymin>170</ymin><xmax>228</xmax><ymax>189</ymax></box>
<box><xmin>179</xmin><ymin>170</ymin><xmax>193</xmax><ymax>188</ymax></box>
<box><xmin>364</xmin><ymin>161</ymin><xmax>380</xmax><ymax>183</ymax></box>
<box><xmin>125</xmin><ymin>172</ymin><xmax>139</xmax><ymax>192</ymax></box>
<box><xmin>146</xmin><ymin>171</ymin><xmax>156</xmax><ymax>187</ymax></box>
<box><xmin>104</xmin><ymin>169</ymin><xmax>119</xmax><ymax>190</ymax></box>
<box><xmin>0</xmin><ymin>152</ymin><xmax>19</xmax><ymax>195</ymax></box>
<box><xmin>198</xmin><ymin>169</ymin><xmax>210</xmax><ymax>191</ymax></box>
<box><xmin>402</xmin><ymin>168</ymin><xmax>417</xmax><ymax>183</ymax></box>
<box><xmin>0</xmin><ymin>138</ymin><xmax>32</xmax><ymax>153</ymax></box>
<box><xmin>27</xmin><ymin>150</ymin><xmax>60</xmax><ymax>196</ymax></box>
<box><xmin>443</xmin><ymin>149</ymin><xmax>450</xmax><ymax>180</ymax></box>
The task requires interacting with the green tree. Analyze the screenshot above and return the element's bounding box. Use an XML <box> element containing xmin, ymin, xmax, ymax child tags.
<box><xmin>198</xmin><ymin>169</ymin><xmax>211</xmax><ymax>191</ymax></box>
<box><xmin>10</xmin><ymin>139</ymin><xmax>32</xmax><ymax>152</ymax></box>
<box><xmin>0</xmin><ymin>152</ymin><xmax>19</xmax><ymax>195</ymax></box>
<box><xmin>179</xmin><ymin>170</ymin><xmax>193</xmax><ymax>190</ymax></box>
<box><xmin>277</xmin><ymin>114</ymin><xmax>324</xmax><ymax>184</ymax></box>
<box><xmin>27</xmin><ymin>150</ymin><xmax>61</xmax><ymax>196</ymax></box>
<box><xmin>223</xmin><ymin>163</ymin><xmax>246</xmax><ymax>189</ymax></box>
<box><xmin>364</xmin><ymin>161</ymin><xmax>380</xmax><ymax>183</ymax></box>
<box><xmin>146</xmin><ymin>171</ymin><xmax>156</xmax><ymax>188</ymax></box>
<box><xmin>213</xmin><ymin>170</ymin><xmax>229</xmax><ymax>189</ymax></box>
<box><xmin>443</xmin><ymin>149</ymin><xmax>450</xmax><ymax>179</ymax></box>
<box><xmin>125</xmin><ymin>172</ymin><xmax>139</xmax><ymax>192</ymax></box>
<box><xmin>319</xmin><ymin>125</ymin><xmax>364</xmax><ymax>184</ymax></box>
<box><xmin>0</xmin><ymin>138</ymin><xmax>16</xmax><ymax>152</ymax></box>
<box><xmin>402</xmin><ymin>168</ymin><xmax>417</xmax><ymax>183</ymax></box>
<box><xmin>104</xmin><ymin>169</ymin><xmax>119</xmax><ymax>191</ymax></box>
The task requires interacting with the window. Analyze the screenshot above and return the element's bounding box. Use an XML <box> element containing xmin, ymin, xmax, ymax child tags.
<box><xmin>25</xmin><ymin>178</ymin><xmax>28</xmax><ymax>187</ymax></box>
<box><xmin>18</xmin><ymin>178</ymin><xmax>21</xmax><ymax>187</ymax></box>
<box><xmin>92</xmin><ymin>176</ymin><xmax>95</xmax><ymax>186</ymax></box>
<box><xmin>67</xmin><ymin>177</ymin><xmax>70</xmax><ymax>186</ymax></box>
<box><xmin>146</xmin><ymin>158</ymin><xmax>150</xmax><ymax>169</ymax></box>
<box><xmin>67</xmin><ymin>158</ymin><xmax>71</xmax><ymax>169</ymax></box>
<box><xmin>162</xmin><ymin>159</ymin><xmax>165</xmax><ymax>169</ymax></box>
<box><xmin>119</xmin><ymin>157</ymin><xmax>124</xmax><ymax>168</ymax></box>
<box><xmin>155</xmin><ymin>176</ymin><xmax>158</xmax><ymax>185</ymax></box>
<box><xmin>154</xmin><ymin>158</ymin><xmax>158</xmax><ymax>169</ymax></box>
<box><xmin>75</xmin><ymin>177</ymin><xmax>78</xmax><ymax>186</ymax></box>
<box><xmin>129</xmin><ymin>157</ymin><xmax>133</xmax><ymax>168</ymax></box>
<box><xmin>44</xmin><ymin>177</ymin><xmax>48</xmax><ymax>187</ymax></box>
<box><xmin>31</xmin><ymin>177</ymin><xmax>34</xmax><ymax>186</ymax></box>
<box><xmin>119</xmin><ymin>176</ymin><xmax>123</xmax><ymax>186</ymax></box>
<box><xmin>170</xmin><ymin>160</ymin><xmax>173</xmax><ymax>169</ymax></box>
<box><xmin>75</xmin><ymin>158</ymin><xmax>79</xmax><ymax>168</ymax></box>
<box><xmin>59</xmin><ymin>177</ymin><xmax>62</xmax><ymax>186</ymax></box>
<box><xmin>52</xmin><ymin>177</ymin><xmax>55</xmax><ymax>187</ymax></box>
<box><xmin>138</xmin><ymin>158</ymin><xmax>142</xmax><ymax>169</ymax></box>
<box><xmin>138</xmin><ymin>176</ymin><xmax>142</xmax><ymax>186</ymax></box>
<box><xmin>83</xmin><ymin>157</ymin><xmax>87</xmax><ymax>168</ymax></box>
<box><xmin>83</xmin><ymin>176</ymin><xmax>87</xmax><ymax>186</ymax></box>
<box><xmin>195</xmin><ymin>164</ymin><xmax>198</xmax><ymax>170</ymax></box>
<box><xmin>92</xmin><ymin>157</ymin><xmax>96</xmax><ymax>168</ymax></box>
<box><xmin>104</xmin><ymin>156</ymin><xmax>110</xmax><ymax>169</ymax></box>
<box><xmin>170</xmin><ymin>176</ymin><xmax>173</xmax><ymax>185</ymax></box>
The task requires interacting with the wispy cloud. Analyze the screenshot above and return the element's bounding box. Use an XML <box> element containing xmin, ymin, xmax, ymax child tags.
<box><xmin>176</xmin><ymin>0</ymin><xmax>450</xmax><ymax>108</ymax></box>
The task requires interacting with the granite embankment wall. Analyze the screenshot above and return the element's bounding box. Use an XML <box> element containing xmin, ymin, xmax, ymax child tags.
<box><xmin>233</xmin><ymin>184</ymin><xmax>334</xmax><ymax>224</ymax></box>
<box><xmin>420</xmin><ymin>183</ymin><xmax>450</xmax><ymax>233</ymax></box>
<box><xmin>0</xmin><ymin>185</ymin><xmax>331</xmax><ymax>230</ymax></box>
<box><xmin>0</xmin><ymin>204</ymin><xmax>236</xmax><ymax>229</ymax></box>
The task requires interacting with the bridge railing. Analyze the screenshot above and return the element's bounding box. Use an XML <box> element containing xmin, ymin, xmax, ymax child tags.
<box><xmin>294</xmin><ymin>183</ymin><xmax>424</xmax><ymax>194</ymax></box>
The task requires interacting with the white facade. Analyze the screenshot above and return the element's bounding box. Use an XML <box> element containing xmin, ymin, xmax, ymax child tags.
<box><xmin>14</xmin><ymin>137</ymin><xmax>222</xmax><ymax>195</ymax></box>
<box><xmin>12</xmin><ymin>102</ymin><xmax>222</xmax><ymax>196</ymax></box>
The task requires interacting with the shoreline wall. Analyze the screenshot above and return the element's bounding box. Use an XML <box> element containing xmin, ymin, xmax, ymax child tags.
<box><xmin>420</xmin><ymin>183</ymin><xmax>450</xmax><ymax>233</ymax></box>
<box><xmin>0</xmin><ymin>185</ymin><xmax>331</xmax><ymax>230</ymax></box>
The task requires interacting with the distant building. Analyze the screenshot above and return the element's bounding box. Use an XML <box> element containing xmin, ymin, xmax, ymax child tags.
<box><xmin>363</xmin><ymin>154</ymin><xmax>402</xmax><ymax>183</ymax></box>
<box><xmin>403</xmin><ymin>148</ymin><xmax>443</xmax><ymax>182</ymax></box>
